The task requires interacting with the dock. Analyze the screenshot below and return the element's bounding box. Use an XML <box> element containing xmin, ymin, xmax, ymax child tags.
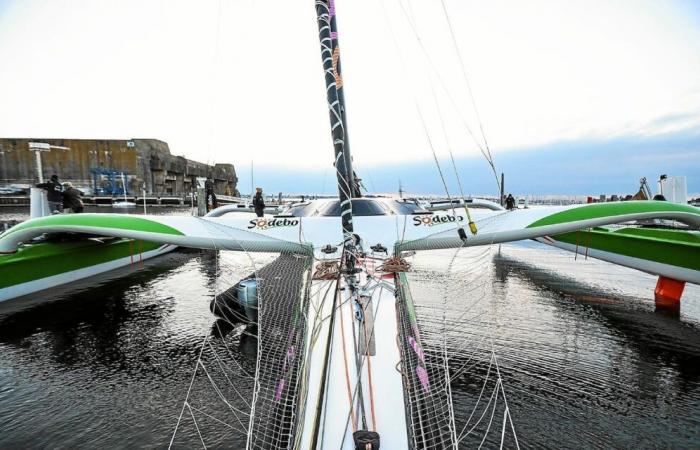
<box><xmin>0</xmin><ymin>194</ymin><xmax>244</xmax><ymax>207</ymax></box>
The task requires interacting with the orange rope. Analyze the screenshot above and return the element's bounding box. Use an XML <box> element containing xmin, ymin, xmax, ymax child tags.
<box><xmin>338</xmin><ymin>295</ymin><xmax>357</xmax><ymax>432</ymax></box>
<box><xmin>361</xmin><ymin>302</ymin><xmax>378</xmax><ymax>432</ymax></box>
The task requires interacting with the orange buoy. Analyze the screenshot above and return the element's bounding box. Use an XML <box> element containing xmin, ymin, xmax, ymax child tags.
<box><xmin>654</xmin><ymin>276</ymin><xmax>685</xmax><ymax>309</ymax></box>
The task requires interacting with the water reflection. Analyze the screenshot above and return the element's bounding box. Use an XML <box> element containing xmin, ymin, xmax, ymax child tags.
<box><xmin>0</xmin><ymin>239</ymin><xmax>699</xmax><ymax>448</ymax></box>
<box><xmin>0</xmin><ymin>249</ymin><xmax>259</xmax><ymax>449</ymax></box>
<box><xmin>493</xmin><ymin>252</ymin><xmax>700</xmax><ymax>373</ymax></box>
<box><xmin>447</xmin><ymin>244</ymin><xmax>700</xmax><ymax>449</ymax></box>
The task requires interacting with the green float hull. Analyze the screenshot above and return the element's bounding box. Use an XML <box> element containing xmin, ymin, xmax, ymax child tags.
<box><xmin>543</xmin><ymin>226</ymin><xmax>700</xmax><ymax>281</ymax></box>
<box><xmin>0</xmin><ymin>237</ymin><xmax>171</xmax><ymax>302</ymax></box>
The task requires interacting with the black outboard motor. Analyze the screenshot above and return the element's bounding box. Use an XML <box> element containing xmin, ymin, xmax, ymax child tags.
<box><xmin>210</xmin><ymin>276</ymin><xmax>258</xmax><ymax>323</ymax></box>
<box><xmin>210</xmin><ymin>290</ymin><xmax>245</xmax><ymax>323</ymax></box>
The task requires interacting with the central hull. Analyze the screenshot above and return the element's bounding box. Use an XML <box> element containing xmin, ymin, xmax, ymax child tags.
<box><xmin>296</xmin><ymin>273</ymin><xmax>411</xmax><ymax>449</ymax></box>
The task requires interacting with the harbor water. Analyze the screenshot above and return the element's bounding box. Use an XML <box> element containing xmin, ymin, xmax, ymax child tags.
<box><xmin>0</xmin><ymin>207</ymin><xmax>699</xmax><ymax>448</ymax></box>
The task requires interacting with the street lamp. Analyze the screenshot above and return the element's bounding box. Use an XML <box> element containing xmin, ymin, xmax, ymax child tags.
<box><xmin>28</xmin><ymin>142</ymin><xmax>70</xmax><ymax>183</ymax></box>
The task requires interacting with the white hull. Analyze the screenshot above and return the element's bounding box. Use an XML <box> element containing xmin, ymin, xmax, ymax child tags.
<box><xmin>296</xmin><ymin>274</ymin><xmax>409</xmax><ymax>449</ymax></box>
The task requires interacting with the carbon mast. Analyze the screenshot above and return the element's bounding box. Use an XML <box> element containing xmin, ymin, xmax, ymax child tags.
<box><xmin>311</xmin><ymin>3</ymin><xmax>383</xmax><ymax>449</ymax></box>
<box><xmin>314</xmin><ymin>0</ymin><xmax>360</xmax><ymax>268</ymax></box>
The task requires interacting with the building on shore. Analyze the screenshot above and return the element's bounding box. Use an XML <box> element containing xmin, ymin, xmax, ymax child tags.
<box><xmin>0</xmin><ymin>138</ymin><xmax>238</xmax><ymax>196</ymax></box>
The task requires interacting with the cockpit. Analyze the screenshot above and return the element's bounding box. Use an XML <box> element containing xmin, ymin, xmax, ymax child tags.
<box><xmin>283</xmin><ymin>198</ymin><xmax>425</xmax><ymax>217</ymax></box>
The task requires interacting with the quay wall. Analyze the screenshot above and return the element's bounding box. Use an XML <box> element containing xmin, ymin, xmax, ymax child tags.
<box><xmin>0</xmin><ymin>138</ymin><xmax>238</xmax><ymax>196</ymax></box>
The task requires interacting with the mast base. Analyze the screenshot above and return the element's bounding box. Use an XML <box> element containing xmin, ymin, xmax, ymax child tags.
<box><xmin>353</xmin><ymin>430</ymin><xmax>380</xmax><ymax>450</ymax></box>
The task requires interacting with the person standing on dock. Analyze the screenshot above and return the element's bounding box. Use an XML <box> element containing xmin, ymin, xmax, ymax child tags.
<box><xmin>253</xmin><ymin>187</ymin><xmax>265</xmax><ymax>217</ymax></box>
<box><xmin>62</xmin><ymin>182</ymin><xmax>84</xmax><ymax>213</ymax></box>
<box><xmin>506</xmin><ymin>193</ymin><xmax>516</xmax><ymax>210</ymax></box>
<box><xmin>36</xmin><ymin>174</ymin><xmax>64</xmax><ymax>214</ymax></box>
<box><xmin>205</xmin><ymin>178</ymin><xmax>218</xmax><ymax>212</ymax></box>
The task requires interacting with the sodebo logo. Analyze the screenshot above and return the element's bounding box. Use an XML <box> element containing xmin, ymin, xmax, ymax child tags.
<box><xmin>413</xmin><ymin>215</ymin><xmax>465</xmax><ymax>227</ymax></box>
<box><xmin>247</xmin><ymin>218</ymin><xmax>300</xmax><ymax>229</ymax></box>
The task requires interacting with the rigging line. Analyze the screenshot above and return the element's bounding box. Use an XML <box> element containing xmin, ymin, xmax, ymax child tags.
<box><xmin>490</xmin><ymin>337</ymin><xmax>521</xmax><ymax>450</ymax></box>
<box><xmin>379</xmin><ymin>0</ymin><xmax>455</xmax><ymax>207</ymax></box>
<box><xmin>186</xmin><ymin>402</ymin><xmax>208</xmax><ymax>449</ymax></box>
<box><xmin>396</xmin><ymin>0</ymin><xmax>484</xmax><ymax>157</ymax></box>
<box><xmin>349</xmin><ymin>289</ymin><xmax>369</xmax><ymax>431</ymax></box>
<box><xmin>460</xmin><ymin>375</ymin><xmax>500</xmax><ymax>442</ymax></box>
<box><xmin>424</xmin><ymin>271</ymin><xmax>494</xmax><ymax>336</ymax></box>
<box><xmin>449</xmin><ymin>334</ymin><xmax>490</xmax><ymax>379</ymax></box>
<box><xmin>429</xmin><ymin>75</ymin><xmax>462</xmax><ymax>204</ymax></box>
<box><xmin>210</xmin><ymin>299</ymin><xmax>256</xmax><ymax>372</ymax></box>
<box><xmin>197</xmin><ymin>360</ymin><xmax>251</xmax><ymax>429</ymax></box>
<box><xmin>360</xmin><ymin>300</ymin><xmax>378</xmax><ymax>432</ymax></box>
<box><xmin>339</xmin><ymin>284</ymin><xmax>358</xmax><ymax>433</ymax></box>
<box><xmin>182</xmin><ymin>220</ymin><xmax>278</xmax><ymax>447</ymax></box>
<box><xmin>190</xmin><ymin>405</ymin><xmax>247</xmax><ymax>434</ymax></box>
<box><xmin>438</xmin><ymin>0</ymin><xmax>494</xmax><ymax>162</ymax></box>
<box><xmin>457</xmin><ymin>353</ymin><xmax>494</xmax><ymax>441</ymax></box>
<box><xmin>338</xmin><ymin>282</ymin><xmax>385</xmax><ymax>444</ymax></box>
<box><xmin>298</xmin><ymin>281</ymin><xmax>334</xmax><ymax>444</ymax></box>
<box><xmin>428</xmin><ymin>74</ymin><xmax>477</xmax><ymax>231</ymax></box>
<box><xmin>442</xmin><ymin>244</ymin><xmax>466</xmax><ymax>446</ymax></box>
<box><xmin>207</xmin><ymin>340</ymin><xmax>253</xmax><ymax>408</ymax></box>
<box><xmin>478</xmin><ymin>379</ymin><xmax>501</xmax><ymax>449</ymax></box>
<box><xmin>396</xmin><ymin>0</ymin><xmax>501</xmax><ymax>192</ymax></box>
<box><xmin>424</xmin><ymin>73</ymin><xmax>459</xmax><ymax>220</ymax></box>
<box><xmin>169</xmin><ymin>333</ymin><xmax>210</xmax><ymax>449</ymax></box>
<box><xmin>211</xmin><ymin>319</ymin><xmax>254</xmax><ymax>377</ymax></box>
<box><xmin>499</xmin><ymin>407</ymin><xmax>509</xmax><ymax>450</ymax></box>
<box><xmin>296</xmin><ymin>280</ymin><xmax>332</xmax><ymax>447</ymax></box>
<box><xmin>189</xmin><ymin>405</ymin><xmax>247</xmax><ymax>435</ymax></box>
<box><xmin>478</xmin><ymin>236</ymin><xmax>517</xmax><ymax>400</ymax></box>
<box><xmin>194</xmin><ymin>243</ymin><xmax>253</xmax><ymax>428</ymax></box>
<box><xmin>309</xmin><ymin>275</ymin><xmax>341</xmax><ymax>450</ymax></box>
<box><xmin>415</xmin><ymin>101</ymin><xmax>456</xmax><ymax>211</ymax></box>
<box><xmin>363</xmin><ymin>165</ymin><xmax>378</xmax><ymax>193</ymax></box>
<box><xmin>449</xmin><ymin>240</ymin><xmax>517</xmax><ymax>445</ymax></box>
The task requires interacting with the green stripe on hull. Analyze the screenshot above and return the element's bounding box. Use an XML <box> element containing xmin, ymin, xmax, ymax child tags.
<box><xmin>0</xmin><ymin>238</ymin><xmax>162</xmax><ymax>289</ymax></box>
<box><xmin>528</xmin><ymin>202</ymin><xmax>700</xmax><ymax>228</ymax></box>
<box><xmin>397</xmin><ymin>272</ymin><xmax>418</xmax><ymax>325</ymax></box>
<box><xmin>551</xmin><ymin>227</ymin><xmax>700</xmax><ymax>271</ymax></box>
<box><xmin>5</xmin><ymin>214</ymin><xmax>183</xmax><ymax>236</ymax></box>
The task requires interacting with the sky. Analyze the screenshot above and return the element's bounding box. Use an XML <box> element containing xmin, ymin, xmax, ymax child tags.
<box><xmin>0</xmin><ymin>0</ymin><xmax>698</xmax><ymax>196</ymax></box>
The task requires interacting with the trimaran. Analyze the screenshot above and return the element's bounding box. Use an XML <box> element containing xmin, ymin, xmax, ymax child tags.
<box><xmin>1</xmin><ymin>1</ymin><xmax>699</xmax><ymax>448</ymax></box>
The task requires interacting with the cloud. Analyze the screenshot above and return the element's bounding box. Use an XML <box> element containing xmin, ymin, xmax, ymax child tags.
<box><xmin>0</xmin><ymin>0</ymin><xmax>698</xmax><ymax>172</ymax></box>
<box><xmin>239</xmin><ymin>127</ymin><xmax>700</xmax><ymax>196</ymax></box>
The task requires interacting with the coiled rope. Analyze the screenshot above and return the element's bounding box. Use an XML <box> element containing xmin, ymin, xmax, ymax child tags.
<box><xmin>377</xmin><ymin>256</ymin><xmax>411</xmax><ymax>273</ymax></box>
<box><xmin>313</xmin><ymin>260</ymin><xmax>341</xmax><ymax>279</ymax></box>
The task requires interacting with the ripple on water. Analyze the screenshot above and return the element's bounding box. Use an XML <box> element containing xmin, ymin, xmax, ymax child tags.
<box><xmin>409</xmin><ymin>243</ymin><xmax>700</xmax><ymax>448</ymax></box>
<box><xmin>0</xmin><ymin>237</ymin><xmax>699</xmax><ymax>448</ymax></box>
